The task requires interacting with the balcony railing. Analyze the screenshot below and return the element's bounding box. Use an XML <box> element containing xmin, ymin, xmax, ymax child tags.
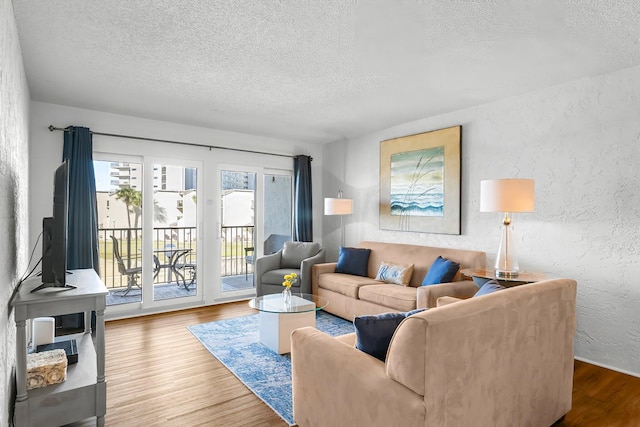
<box><xmin>221</xmin><ymin>225</ymin><xmax>254</xmax><ymax>278</ymax></box>
<box><xmin>98</xmin><ymin>226</ymin><xmax>254</xmax><ymax>289</ymax></box>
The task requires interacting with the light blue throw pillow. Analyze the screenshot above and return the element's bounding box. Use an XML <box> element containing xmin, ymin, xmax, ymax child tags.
<box><xmin>473</xmin><ymin>279</ymin><xmax>506</xmax><ymax>297</ymax></box>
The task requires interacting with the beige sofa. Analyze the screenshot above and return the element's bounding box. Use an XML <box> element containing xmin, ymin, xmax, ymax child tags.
<box><xmin>292</xmin><ymin>278</ymin><xmax>577</xmax><ymax>427</ymax></box>
<box><xmin>312</xmin><ymin>241</ymin><xmax>486</xmax><ymax>320</ymax></box>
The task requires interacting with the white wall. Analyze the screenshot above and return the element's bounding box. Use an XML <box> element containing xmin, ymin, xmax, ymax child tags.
<box><xmin>1</xmin><ymin>0</ymin><xmax>31</xmax><ymax>423</ymax></box>
<box><xmin>323</xmin><ymin>64</ymin><xmax>640</xmax><ymax>377</ymax></box>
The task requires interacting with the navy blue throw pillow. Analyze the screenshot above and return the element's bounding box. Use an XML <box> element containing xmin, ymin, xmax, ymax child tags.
<box><xmin>335</xmin><ymin>247</ymin><xmax>371</xmax><ymax>277</ymax></box>
<box><xmin>422</xmin><ymin>256</ymin><xmax>460</xmax><ymax>286</ymax></box>
<box><xmin>473</xmin><ymin>279</ymin><xmax>506</xmax><ymax>297</ymax></box>
<box><xmin>354</xmin><ymin>309</ymin><xmax>425</xmax><ymax>361</ymax></box>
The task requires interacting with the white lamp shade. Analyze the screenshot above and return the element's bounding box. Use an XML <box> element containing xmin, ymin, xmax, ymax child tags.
<box><xmin>480</xmin><ymin>179</ymin><xmax>535</xmax><ymax>213</ymax></box>
<box><xmin>324</xmin><ymin>198</ymin><xmax>353</xmax><ymax>215</ymax></box>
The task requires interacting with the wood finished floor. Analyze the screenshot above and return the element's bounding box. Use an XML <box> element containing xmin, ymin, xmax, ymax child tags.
<box><xmin>90</xmin><ymin>302</ymin><xmax>639</xmax><ymax>426</ymax></box>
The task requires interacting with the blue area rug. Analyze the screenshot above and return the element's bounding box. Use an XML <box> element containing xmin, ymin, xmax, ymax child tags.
<box><xmin>188</xmin><ymin>311</ymin><xmax>354</xmax><ymax>426</ymax></box>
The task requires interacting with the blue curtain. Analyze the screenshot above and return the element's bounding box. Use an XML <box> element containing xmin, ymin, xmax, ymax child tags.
<box><xmin>62</xmin><ymin>126</ymin><xmax>100</xmax><ymax>273</ymax></box>
<box><xmin>59</xmin><ymin>126</ymin><xmax>100</xmax><ymax>332</ymax></box>
<box><xmin>293</xmin><ymin>155</ymin><xmax>313</xmax><ymax>242</ymax></box>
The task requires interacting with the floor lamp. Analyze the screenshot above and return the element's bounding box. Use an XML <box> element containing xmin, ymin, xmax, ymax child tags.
<box><xmin>324</xmin><ymin>190</ymin><xmax>353</xmax><ymax>248</ymax></box>
<box><xmin>480</xmin><ymin>179</ymin><xmax>535</xmax><ymax>278</ymax></box>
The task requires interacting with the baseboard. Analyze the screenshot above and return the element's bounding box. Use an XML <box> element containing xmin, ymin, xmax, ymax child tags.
<box><xmin>105</xmin><ymin>300</ymin><xmax>206</xmax><ymax>321</ymax></box>
<box><xmin>575</xmin><ymin>356</ymin><xmax>640</xmax><ymax>379</ymax></box>
<box><xmin>104</xmin><ymin>294</ymin><xmax>256</xmax><ymax>321</ymax></box>
<box><xmin>214</xmin><ymin>294</ymin><xmax>254</xmax><ymax>303</ymax></box>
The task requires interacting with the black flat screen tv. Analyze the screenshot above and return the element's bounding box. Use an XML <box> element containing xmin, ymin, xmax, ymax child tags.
<box><xmin>33</xmin><ymin>160</ymin><xmax>75</xmax><ymax>292</ymax></box>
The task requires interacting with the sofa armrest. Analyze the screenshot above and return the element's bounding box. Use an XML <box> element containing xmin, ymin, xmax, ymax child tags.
<box><xmin>416</xmin><ymin>280</ymin><xmax>478</xmax><ymax>308</ymax></box>
<box><xmin>299</xmin><ymin>249</ymin><xmax>326</xmax><ymax>294</ymax></box>
<box><xmin>436</xmin><ymin>296</ymin><xmax>463</xmax><ymax>307</ymax></box>
<box><xmin>255</xmin><ymin>250</ymin><xmax>282</xmax><ymax>296</ymax></box>
<box><xmin>311</xmin><ymin>262</ymin><xmax>337</xmax><ymax>294</ymax></box>
<box><xmin>291</xmin><ymin>327</ymin><xmax>424</xmax><ymax>427</ymax></box>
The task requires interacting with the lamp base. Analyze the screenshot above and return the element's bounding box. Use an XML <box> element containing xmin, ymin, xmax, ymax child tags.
<box><xmin>495</xmin><ymin>269</ymin><xmax>519</xmax><ymax>279</ymax></box>
<box><xmin>494</xmin><ymin>222</ymin><xmax>519</xmax><ymax>279</ymax></box>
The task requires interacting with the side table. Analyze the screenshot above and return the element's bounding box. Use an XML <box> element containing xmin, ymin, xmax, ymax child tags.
<box><xmin>249</xmin><ymin>293</ymin><xmax>328</xmax><ymax>354</ymax></box>
<box><xmin>460</xmin><ymin>268</ymin><xmax>553</xmax><ymax>287</ymax></box>
<box><xmin>11</xmin><ymin>269</ymin><xmax>108</xmax><ymax>427</ymax></box>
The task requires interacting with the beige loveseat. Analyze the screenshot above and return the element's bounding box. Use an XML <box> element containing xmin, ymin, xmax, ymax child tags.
<box><xmin>292</xmin><ymin>278</ymin><xmax>577</xmax><ymax>427</ymax></box>
<box><xmin>312</xmin><ymin>241</ymin><xmax>486</xmax><ymax>320</ymax></box>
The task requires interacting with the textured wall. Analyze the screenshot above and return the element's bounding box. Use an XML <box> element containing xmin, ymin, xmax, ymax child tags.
<box><xmin>0</xmin><ymin>0</ymin><xmax>31</xmax><ymax>424</ymax></box>
<box><xmin>324</xmin><ymin>64</ymin><xmax>640</xmax><ymax>376</ymax></box>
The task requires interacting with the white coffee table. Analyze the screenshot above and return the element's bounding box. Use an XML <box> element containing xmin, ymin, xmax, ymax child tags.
<box><xmin>248</xmin><ymin>293</ymin><xmax>328</xmax><ymax>354</ymax></box>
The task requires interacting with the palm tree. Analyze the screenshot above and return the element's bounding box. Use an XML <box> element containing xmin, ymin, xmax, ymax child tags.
<box><xmin>115</xmin><ymin>187</ymin><xmax>142</xmax><ymax>240</ymax></box>
<box><xmin>154</xmin><ymin>199</ymin><xmax>167</xmax><ymax>223</ymax></box>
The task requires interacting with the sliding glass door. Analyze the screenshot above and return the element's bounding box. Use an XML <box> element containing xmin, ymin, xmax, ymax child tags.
<box><xmin>216</xmin><ymin>167</ymin><xmax>293</xmax><ymax>297</ymax></box>
<box><xmin>97</xmin><ymin>150</ymin><xmax>294</xmax><ymax>312</ymax></box>
<box><xmin>96</xmin><ymin>154</ymin><xmax>202</xmax><ymax>312</ymax></box>
<box><xmin>151</xmin><ymin>162</ymin><xmax>199</xmax><ymax>303</ymax></box>
<box><xmin>94</xmin><ymin>156</ymin><xmax>146</xmax><ymax>307</ymax></box>
<box><xmin>219</xmin><ymin>168</ymin><xmax>257</xmax><ymax>295</ymax></box>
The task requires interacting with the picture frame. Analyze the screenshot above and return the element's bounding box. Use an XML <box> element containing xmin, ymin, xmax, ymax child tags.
<box><xmin>379</xmin><ymin>125</ymin><xmax>461</xmax><ymax>234</ymax></box>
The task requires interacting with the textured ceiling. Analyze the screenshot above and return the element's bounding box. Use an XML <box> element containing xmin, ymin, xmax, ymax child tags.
<box><xmin>12</xmin><ymin>0</ymin><xmax>640</xmax><ymax>144</ymax></box>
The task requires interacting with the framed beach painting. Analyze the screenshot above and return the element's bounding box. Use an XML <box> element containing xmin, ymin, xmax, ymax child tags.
<box><xmin>379</xmin><ymin>125</ymin><xmax>461</xmax><ymax>234</ymax></box>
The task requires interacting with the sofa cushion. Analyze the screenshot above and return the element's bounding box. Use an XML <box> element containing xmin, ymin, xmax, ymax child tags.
<box><xmin>318</xmin><ymin>273</ymin><xmax>381</xmax><ymax>299</ymax></box>
<box><xmin>422</xmin><ymin>256</ymin><xmax>460</xmax><ymax>286</ymax></box>
<box><xmin>473</xmin><ymin>279</ymin><xmax>506</xmax><ymax>297</ymax></box>
<box><xmin>354</xmin><ymin>309</ymin><xmax>425</xmax><ymax>361</ymax></box>
<box><xmin>261</xmin><ymin>268</ymin><xmax>302</xmax><ymax>286</ymax></box>
<box><xmin>359</xmin><ymin>284</ymin><xmax>417</xmax><ymax>312</ymax></box>
<box><xmin>335</xmin><ymin>247</ymin><xmax>371</xmax><ymax>277</ymax></box>
<box><xmin>281</xmin><ymin>241</ymin><xmax>320</xmax><ymax>269</ymax></box>
<box><xmin>374</xmin><ymin>261</ymin><xmax>414</xmax><ymax>285</ymax></box>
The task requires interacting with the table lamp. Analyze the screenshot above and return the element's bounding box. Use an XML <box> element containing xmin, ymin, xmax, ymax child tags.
<box><xmin>480</xmin><ymin>179</ymin><xmax>535</xmax><ymax>278</ymax></box>
<box><xmin>324</xmin><ymin>190</ymin><xmax>353</xmax><ymax>247</ymax></box>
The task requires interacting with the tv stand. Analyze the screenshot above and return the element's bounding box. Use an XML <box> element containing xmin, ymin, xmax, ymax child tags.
<box><xmin>30</xmin><ymin>282</ymin><xmax>77</xmax><ymax>293</ymax></box>
<box><xmin>11</xmin><ymin>269</ymin><xmax>107</xmax><ymax>427</ymax></box>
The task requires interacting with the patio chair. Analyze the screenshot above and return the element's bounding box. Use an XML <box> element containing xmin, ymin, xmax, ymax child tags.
<box><xmin>173</xmin><ymin>249</ymin><xmax>196</xmax><ymax>290</ymax></box>
<box><xmin>153</xmin><ymin>243</ymin><xmax>176</xmax><ymax>280</ymax></box>
<box><xmin>244</xmin><ymin>247</ymin><xmax>254</xmax><ymax>279</ymax></box>
<box><xmin>110</xmin><ymin>236</ymin><xmax>142</xmax><ymax>296</ymax></box>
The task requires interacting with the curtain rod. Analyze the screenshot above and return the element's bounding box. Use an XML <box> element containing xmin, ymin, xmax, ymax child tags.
<box><xmin>48</xmin><ymin>125</ymin><xmax>312</xmax><ymax>161</ymax></box>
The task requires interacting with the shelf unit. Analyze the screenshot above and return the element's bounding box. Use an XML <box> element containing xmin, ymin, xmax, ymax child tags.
<box><xmin>11</xmin><ymin>269</ymin><xmax>108</xmax><ymax>427</ymax></box>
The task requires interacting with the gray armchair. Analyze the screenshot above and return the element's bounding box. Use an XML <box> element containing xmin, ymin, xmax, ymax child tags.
<box><xmin>255</xmin><ymin>241</ymin><xmax>325</xmax><ymax>296</ymax></box>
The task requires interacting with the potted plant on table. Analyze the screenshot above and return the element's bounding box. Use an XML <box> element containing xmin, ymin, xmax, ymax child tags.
<box><xmin>282</xmin><ymin>273</ymin><xmax>298</xmax><ymax>304</ymax></box>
